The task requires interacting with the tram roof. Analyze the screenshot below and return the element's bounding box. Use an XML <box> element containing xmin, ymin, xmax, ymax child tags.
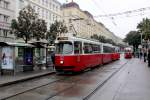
<box><xmin>57</xmin><ymin>36</ymin><xmax>102</xmax><ymax>45</ymax></box>
<box><xmin>56</xmin><ymin>36</ymin><xmax>119</xmax><ymax>48</ymax></box>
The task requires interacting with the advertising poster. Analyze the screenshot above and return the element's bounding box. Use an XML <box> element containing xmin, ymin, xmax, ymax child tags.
<box><xmin>24</xmin><ymin>48</ymin><xmax>33</xmax><ymax>65</ymax></box>
<box><xmin>1</xmin><ymin>47</ymin><xmax>13</xmax><ymax>70</ymax></box>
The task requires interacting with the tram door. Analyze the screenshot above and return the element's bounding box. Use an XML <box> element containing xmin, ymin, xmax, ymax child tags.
<box><xmin>74</xmin><ymin>41</ymin><xmax>82</xmax><ymax>62</ymax></box>
<box><xmin>23</xmin><ymin>48</ymin><xmax>33</xmax><ymax>71</ymax></box>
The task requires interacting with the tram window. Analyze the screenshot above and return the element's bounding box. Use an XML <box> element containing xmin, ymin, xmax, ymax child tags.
<box><xmin>84</xmin><ymin>43</ymin><xmax>92</xmax><ymax>54</ymax></box>
<box><xmin>92</xmin><ymin>44</ymin><xmax>101</xmax><ymax>53</ymax></box>
<box><xmin>112</xmin><ymin>48</ymin><xmax>115</xmax><ymax>53</ymax></box>
<box><xmin>103</xmin><ymin>46</ymin><xmax>113</xmax><ymax>53</ymax></box>
<box><xmin>74</xmin><ymin>41</ymin><xmax>82</xmax><ymax>54</ymax></box>
<box><xmin>56</xmin><ymin>42</ymin><xmax>73</xmax><ymax>54</ymax></box>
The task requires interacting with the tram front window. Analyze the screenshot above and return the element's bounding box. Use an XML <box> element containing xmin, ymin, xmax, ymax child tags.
<box><xmin>56</xmin><ymin>42</ymin><xmax>73</xmax><ymax>54</ymax></box>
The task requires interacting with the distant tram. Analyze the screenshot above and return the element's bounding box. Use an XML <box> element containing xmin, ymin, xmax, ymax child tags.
<box><xmin>55</xmin><ymin>36</ymin><xmax>120</xmax><ymax>73</ymax></box>
<box><xmin>124</xmin><ymin>47</ymin><xmax>132</xmax><ymax>59</ymax></box>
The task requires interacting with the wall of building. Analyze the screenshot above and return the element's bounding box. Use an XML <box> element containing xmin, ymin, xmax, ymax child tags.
<box><xmin>15</xmin><ymin>0</ymin><xmax>62</xmax><ymax>29</ymax></box>
<box><xmin>13</xmin><ymin>0</ymin><xmax>62</xmax><ymax>43</ymax></box>
<box><xmin>62</xmin><ymin>2</ymin><xmax>123</xmax><ymax>44</ymax></box>
<box><xmin>0</xmin><ymin>0</ymin><xmax>15</xmax><ymax>42</ymax></box>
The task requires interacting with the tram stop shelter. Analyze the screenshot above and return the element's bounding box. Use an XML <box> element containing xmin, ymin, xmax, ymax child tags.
<box><xmin>29</xmin><ymin>41</ymin><xmax>49</xmax><ymax>70</ymax></box>
<box><xmin>0</xmin><ymin>42</ymin><xmax>35</xmax><ymax>75</ymax></box>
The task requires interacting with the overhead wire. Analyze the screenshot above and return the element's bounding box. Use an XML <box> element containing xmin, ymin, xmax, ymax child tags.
<box><xmin>94</xmin><ymin>6</ymin><xmax>150</xmax><ymax>18</ymax></box>
<box><xmin>91</xmin><ymin>0</ymin><xmax>118</xmax><ymax>26</ymax></box>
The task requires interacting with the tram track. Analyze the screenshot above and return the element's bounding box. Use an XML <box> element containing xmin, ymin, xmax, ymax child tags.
<box><xmin>45</xmin><ymin>60</ymin><xmax>128</xmax><ymax>100</ymax></box>
<box><xmin>2</xmin><ymin>66</ymin><xmax>105</xmax><ymax>100</ymax></box>
<box><xmin>1</xmin><ymin>59</ymin><xmax>128</xmax><ymax>100</ymax></box>
<box><xmin>82</xmin><ymin>60</ymin><xmax>129</xmax><ymax>100</ymax></box>
<box><xmin>3</xmin><ymin>75</ymin><xmax>85</xmax><ymax>100</ymax></box>
<box><xmin>0</xmin><ymin>74</ymin><xmax>69</xmax><ymax>100</ymax></box>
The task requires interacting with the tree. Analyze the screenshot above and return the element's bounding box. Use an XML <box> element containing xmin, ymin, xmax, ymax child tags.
<box><xmin>98</xmin><ymin>35</ymin><xmax>107</xmax><ymax>43</ymax></box>
<box><xmin>91</xmin><ymin>34</ymin><xmax>106</xmax><ymax>42</ymax></box>
<box><xmin>47</xmin><ymin>21</ymin><xmax>68</xmax><ymax>44</ymax></box>
<box><xmin>91</xmin><ymin>34</ymin><xmax>99</xmax><ymax>40</ymax></box>
<box><xmin>91</xmin><ymin>34</ymin><xmax>116</xmax><ymax>45</ymax></box>
<box><xmin>124</xmin><ymin>31</ymin><xmax>141</xmax><ymax>50</ymax></box>
<box><xmin>137</xmin><ymin>18</ymin><xmax>150</xmax><ymax>40</ymax></box>
<box><xmin>105</xmin><ymin>38</ymin><xmax>116</xmax><ymax>45</ymax></box>
<box><xmin>11</xmin><ymin>5</ymin><xmax>47</xmax><ymax>43</ymax></box>
<box><xmin>32</xmin><ymin>19</ymin><xmax>47</xmax><ymax>41</ymax></box>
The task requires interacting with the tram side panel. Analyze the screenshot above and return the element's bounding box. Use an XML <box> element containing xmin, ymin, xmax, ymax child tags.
<box><xmin>74</xmin><ymin>54</ymin><xmax>103</xmax><ymax>71</ymax></box>
<box><xmin>112</xmin><ymin>53</ymin><xmax>120</xmax><ymax>60</ymax></box>
<box><xmin>102</xmin><ymin>53</ymin><xmax>112</xmax><ymax>64</ymax></box>
<box><xmin>55</xmin><ymin>55</ymin><xmax>78</xmax><ymax>72</ymax></box>
<box><xmin>55</xmin><ymin>54</ymin><xmax>103</xmax><ymax>72</ymax></box>
<box><xmin>81</xmin><ymin>54</ymin><xmax>103</xmax><ymax>68</ymax></box>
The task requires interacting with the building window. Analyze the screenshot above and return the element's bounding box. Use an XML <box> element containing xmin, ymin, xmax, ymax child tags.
<box><xmin>0</xmin><ymin>0</ymin><xmax>2</xmax><ymax>7</ymax></box>
<box><xmin>46</xmin><ymin>11</ymin><xmax>48</xmax><ymax>19</ymax></box>
<box><xmin>19</xmin><ymin>0</ymin><xmax>24</xmax><ymax>9</ymax></box>
<box><xmin>49</xmin><ymin>13</ymin><xmax>51</xmax><ymax>20</ymax></box>
<box><xmin>0</xmin><ymin>14</ymin><xmax>2</xmax><ymax>22</ymax></box>
<box><xmin>50</xmin><ymin>3</ymin><xmax>51</xmax><ymax>9</ymax></box>
<box><xmin>37</xmin><ymin>7</ymin><xmax>40</xmax><ymax>15</ymax></box>
<box><xmin>42</xmin><ymin>9</ymin><xmax>44</xmax><ymax>18</ymax></box>
<box><xmin>3</xmin><ymin>1</ymin><xmax>9</xmax><ymax>9</ymax></box>
<box><xmin>32</xmin><ymin>5</ymin><xmax>36</xmax><ymax>11</ymax></box>
<box><xmin>42</xmin><ymin>0</ymin><xmax>44</xmax><ymax>5</ymax></box>
<box><xmin>53</xmin><ymin>15</ymin><xmax>55</xmax><ymax>21</ymax></box>
<box><xmin>0</xmin><ymin>29</ymin><xmax>1</xmax><ymax>36</ymax></box>
<box><xmin>53</xmin><ymin>4</ymin><xmax>55</xmax><ymax>10</ymax></box>
<box><xmin>56</xmin><ymin>16</ymin><xmax>57</xmax><ymax>21</ymax></box>
<box><xmin>3</xmin><ymin>30</ymin><xmax>7</xmax><ymax>37</ymax></box>
<box><xmin>45</xmin><ymin>0</ymin><xmax>47</xmax><ymax>6</ymax></box>
<box><xmin>3</xmin><ymin>15</ymin><xmax>9</xmax><ymax>22</ymax></box>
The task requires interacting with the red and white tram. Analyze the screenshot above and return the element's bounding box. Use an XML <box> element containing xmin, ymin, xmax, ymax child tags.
<box><xmin>55</xmin><ymin>36</ymin><xmax>120</xmax><ymax>73</ymax></box>
<box><xmin>124</xmin><ymin>47</ymin><xmax>132</xmax><ymax>59</ymax></box>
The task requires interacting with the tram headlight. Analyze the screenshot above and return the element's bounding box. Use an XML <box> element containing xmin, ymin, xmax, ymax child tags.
<box><xmin>60</xmin><ymin>61</ymin><xmax>64</xmax><ymax>64</ymax></box>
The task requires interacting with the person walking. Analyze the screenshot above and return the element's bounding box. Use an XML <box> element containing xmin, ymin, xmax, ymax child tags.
<box><xmin>143</xmin><ymin>48</ymin><xmax>147</xmax><ymax>62</ymax></box>
<box><xmin>147</xmin><ymin>49</ymin><xmax>150</xmax><ymax>67</ymax></box>
<box><xmin>139</xmin><ymin>50</ymin><xmax>143</xmax><ymax>59</ymax></box>
<box><xmin>51</xmin><ymin>51</ymin><xmax>55</xmax><ymax>70</ymax></box>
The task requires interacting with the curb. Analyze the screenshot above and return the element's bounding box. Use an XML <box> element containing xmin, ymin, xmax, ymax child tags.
<box><xmin>0</xmin><ymin>71</ymin><xmax>55</xmax><ymax>87</ymax></box>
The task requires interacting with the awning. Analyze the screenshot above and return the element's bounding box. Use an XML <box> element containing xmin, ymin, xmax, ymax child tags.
<box><xmin>0</xmin><ymin>42</ymin><xmax>35</xmax><ymax>47</ymax></box>
<box><xmin>29</xmin><ymin>42</ymin><xmax>47</xmax><ymax>48</ymax></box>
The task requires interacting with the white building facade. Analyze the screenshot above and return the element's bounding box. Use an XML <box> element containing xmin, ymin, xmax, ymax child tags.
<box><xmin>0</xmin><ymin>0</ymin><xmax>15</xmax><ymax>42</ymax></box>
<box><xmin>62</xmin><ymin>2</ymin><xmax>123</xmax><ymax>44</ymax></box>
<box><xmin>15</xmin><ymin>0</ymin><xmax>62</xmax><ymax>29</ymax></box>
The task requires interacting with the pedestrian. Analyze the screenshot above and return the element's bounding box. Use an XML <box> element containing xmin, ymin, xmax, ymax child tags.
<box><xmin>147</xmin><ymin>49</ymin><xmax>150</xmax><ymax>67</ymax></box>
<box><xmin>51</xmin><ymin>51</ymin><xmax>55</xmax><ymax>70</ymax></box>
<box><xmin>139</xmin><ymin>50</ymin><xmax>143</xmax><ymax>59</ymax></box>
<box><xmin>132</xmin><ymin>51</ymin><xmax>135</xmax><ymax>58</ymax></box>
<box><xmin>143</xmin><ymin>48</ymin><xmax>147</xmax><ymax>62</ymax></box>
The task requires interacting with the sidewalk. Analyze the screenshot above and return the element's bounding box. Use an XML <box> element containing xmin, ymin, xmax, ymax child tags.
<box><xmin>0</xmin><ymin>67</ymin><xmax>55</xmax><ymax>87</ymax></box>
<box><xmin>89</xmin><ymin>58</ymin><xmax>150</xmax><ymax>100</ymax></box>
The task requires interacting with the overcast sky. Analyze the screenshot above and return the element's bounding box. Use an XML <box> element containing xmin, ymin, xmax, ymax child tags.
<box><xmin>58</xmin><ymin>0</ymin><xmax>150</xmax><ymax>39</ymax></box>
